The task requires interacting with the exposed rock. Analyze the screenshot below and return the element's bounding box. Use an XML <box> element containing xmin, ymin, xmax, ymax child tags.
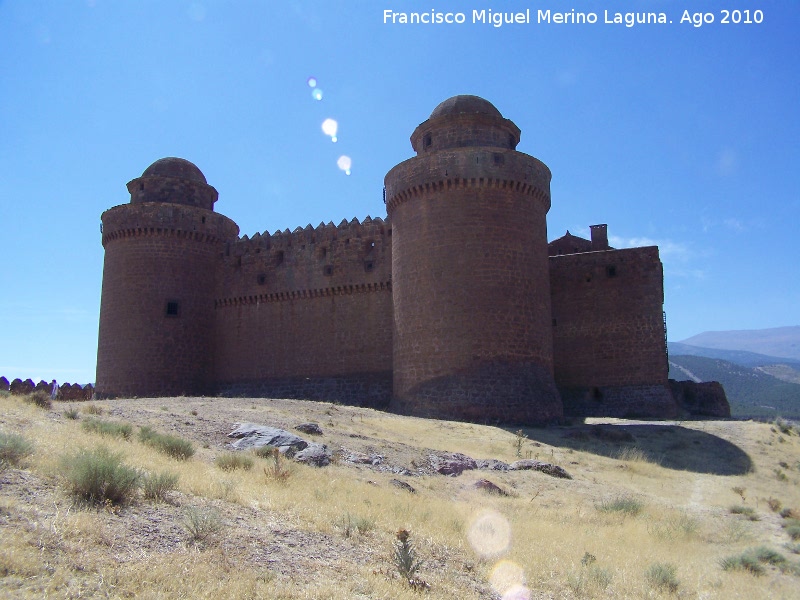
<box><xmin>227</xmin><ymin>424</ymin><xmax>308</xmax><ymax>451</ymax></box>
<box><xmin>342</xmin><ymin>449</ymin><xmax>384</xmax><ymax>465</ymax></box>
<box><xmin>295</xmin><ymin>422</ymin><xmax>323</xmax><ymax>436</ymax></box>
<box><xmin>475</xmin><ymin>459</ymin><xmax>509</xmax><ymax>471</ymax></box>
<box><xmin>428</xmin><ymin>452</ymin><xmax>477</xmax><ymax>476</ymax></box>
<box><xmin>294</xmin><ymin>443</ymin><xmax>331</xmax><ymax>467</ymax></box>
<box><xmin>473</xmin><ymin>478</ymin><xmax>509</xmax><ymax>496</ymax></box>
<box><xmin>508</xmin><ymin>460</ymin><xmax>572</xmax><ymax>479</ymax></box>
<box><xmin>391</xmin><ymin>479</ymin><xmax>416</xmax><ymax>493</ymax></box>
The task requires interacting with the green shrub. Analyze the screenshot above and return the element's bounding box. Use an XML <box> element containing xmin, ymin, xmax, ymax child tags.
<box><xmin>216</xmin><ymin>452</ymin><xmax>253</xmax><ymax>471</ymax></box>
<box><xmin>261</xmin><ymin>447</ymin><xmax>292</xmax><ymax>483</ymax></box>
<box><xmin>721</xmin><ymin>547</ymin><xmax>787</xmax><ymax>576</ymax></box>
<box><xmin>25</xmin><ymin>390</ymin><xmax>52</xmax><ymax>410</ymax></box>
<box><xmin>785</xmin><ymin>526</ymin><xmax>800</xmax><ymax>541</ymax></box>
<box><xmin>393</xmin><ymin>529</ymin><xmax>421</xmax><ymax>583</ymax></box>
<box><xmin>82</xmin><ymin>417</ymin><xmax>133</xmax><ymax>440</ymax></box>
<box><xmin>337</xmin><ymin>512</ymin><xmax>375</xmax><ymax>537</ymax></box>
<box><xmin>729</xmin><ymin>505</ymin><xmax>759</xmax><ymax>521</ymax></box>
<box><xmin>596</xmin><ymin>496</ymin><xmax>644</xmax><ymax>516</ymax></box>
<box><xmin>645</xmin><ymin>563</ymin><xmax>679</xmax><ymax>593</ymax></box>
<box><xmin>183</xmin><ymin>506</ymin><xmax>222</xmax><ymax>542</ymax></box>
<box><xmin>142</xmin><ymin>471</ymin><xmax>179</xmax><ymax>502</ymax></box>
<box><xmin>63</xmin><ymin>407</ymin><xmax>80</xmax><ymax>420</ymax></box>
<box><xmin>60</xmin><ymin>446</ymin><xmax>140</xmax><ymax>505</ymax></box>
<box><xmin>567</xmin><ymin>565</ymin><xmax>613</xmax><ymax>593</ymax></box>
<box><xmin>138</xmin><ymin>426</ymin><xmax>194</xmax><ymax>460</ymax></box>
<box><xmin>0</xmin><ymin>432</ymin><xmax>34</xmax><ymax>469</ymax></box>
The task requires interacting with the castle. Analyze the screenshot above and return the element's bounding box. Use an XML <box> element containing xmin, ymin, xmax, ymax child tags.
<box><xmin>96</xmin><ymin>95</ymin><xmax>682</xmax><ymax>424</ymax></box>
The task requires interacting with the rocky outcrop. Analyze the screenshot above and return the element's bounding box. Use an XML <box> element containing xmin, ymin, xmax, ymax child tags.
<box><xmin>227</xmin><ymin>423</ymin><xmax>309</xmax><ymax>451</ymax></box>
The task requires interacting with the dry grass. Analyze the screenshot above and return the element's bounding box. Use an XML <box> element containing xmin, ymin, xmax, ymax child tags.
<box><xmin>1</xmin><ymin>393</ymin><xmax>800</xmax><ymax>598</ymax></box>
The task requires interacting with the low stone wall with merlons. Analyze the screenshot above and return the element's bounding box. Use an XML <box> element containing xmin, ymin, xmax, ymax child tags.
<box><xmin>1</xmin><ymin>377</ymin><xmax>94</xmax><ymax>401</ymax></box>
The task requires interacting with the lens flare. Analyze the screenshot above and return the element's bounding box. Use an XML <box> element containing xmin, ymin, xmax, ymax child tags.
<box><xmin>337</xmin><ymin>155</ymin><xmax>352</xmax><ymax>175</ymax></box>
<box><xmin>311</xmin><ymin>88</ymin><xmax>323</xmax><ymax>101</ymax></box>
<box><xmin>321</xmin><ymin>118</ymin><xmax>338</xmax><ymax>142</ymax></box>
<box><xmin>307</xmin><ymin>76</ymin><xmax>317</xmax><ymax>88</ymax></box>
<box><xmin>490</xmin><ymin>561</ymin><xmax>526</xmax><ymax>597</ymax></box>
<box><xmin>502</xmin><ymin>585</ymin><xmax>532</xmax><ymax>600</ymax></box>
<box><xmin>467</xmin><ymin>509</ymin><xmax>511</xmax><ymax>558</ymax></box>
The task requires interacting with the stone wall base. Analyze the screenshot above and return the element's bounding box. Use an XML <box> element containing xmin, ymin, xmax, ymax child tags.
<box><xmin>561</xmin><ymin>384</ymin><xmax>677</xmax><ymax>419</ymax></box>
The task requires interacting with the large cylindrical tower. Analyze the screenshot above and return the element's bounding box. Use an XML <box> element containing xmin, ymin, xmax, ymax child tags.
<box><xmin>385</xmin><ymin>96</ymin><xmax>563</xmax><ymax>424</ymax></box>
<box><xmin>96</xmin><ymin>158</ymin><xmax>239</xmax><ymax>398</ymax></box>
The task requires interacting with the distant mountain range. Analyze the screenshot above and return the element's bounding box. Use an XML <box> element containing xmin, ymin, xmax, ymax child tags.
<box><xmin>677</xmin><ymin>326</ymin><xmax>800</xmax><ymax>361</ymax></box>
<box><xmin>668</xmin><ymin>326</ymin><xmax>800</xmax><ymax>418</ymax></box>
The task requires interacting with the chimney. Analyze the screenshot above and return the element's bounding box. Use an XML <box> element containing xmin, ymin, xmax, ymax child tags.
<box><xmin>590</xmin><ymin>224</ymin><xmax>608</xmax><ymax>250</ymax></box>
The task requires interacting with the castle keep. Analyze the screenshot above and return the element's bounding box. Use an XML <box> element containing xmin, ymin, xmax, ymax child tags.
<box><xmin>96</xmin><ymin>95</ymin><xmax>676</xmax><ymax>423</ymax></box>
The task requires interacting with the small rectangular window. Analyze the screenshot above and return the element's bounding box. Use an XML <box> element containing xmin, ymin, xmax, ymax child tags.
<box><xmin>606</xmin><ymin>265</ymin><xmax>617</xmax><ymax>278</ymax></box>
<box><xmin>323</xmin><ymin>265</ymin><xmax>333</xmax><ymax>276</ymax></box>
<box><xmin>364</xmin><ymin>260</ymin><xmax>374</xmax><ymax>272</ymax></box>
<box><xmin>423</xmin><ymin>133</ymin><xmax>432</xmax><ymax>148</ymax></box>
<box><xmin>165</xmin><ymin>301</ymin><xmax>180</xmax><ymax>317</ymax></box>
<box><xmin>275</xmin><ymin>251</ymin><xmax>284</xmax><ymax>266</ymax></box>
<box><xmin>257</xmin><ymin>274</ymin><xmax>266</xmax><ymax>285</ymax></box>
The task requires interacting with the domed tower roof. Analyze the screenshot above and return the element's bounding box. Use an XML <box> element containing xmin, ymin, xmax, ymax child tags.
<box><xmin>127</xmin><ymin>157</ymin><xmax>218</xmax><ymax>210</ymax></box>
<box><xmin>411</xmin><ymin>94</ymin><xmax>521</xmax><ymax>154</ymax></box>
<box><xmin>141</xmin><ymin>157</ymin><xmax>208</xmax><ymax>184</ymax></box>
<box><xmin>429</xmin><ymin>95</ymin><xmax>503</xmax><ymax>120</ymax></box>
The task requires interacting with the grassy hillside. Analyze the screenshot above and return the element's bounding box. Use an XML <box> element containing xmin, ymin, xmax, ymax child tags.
<box><xmin>2</xmin><ymin>392</ymin><xmax>800</xmax><ymax>599</ymax></box>
<box><xmin>669</xmin><ymin>355</ymin><xmax>800</xmax><ymax>419</ymax></box>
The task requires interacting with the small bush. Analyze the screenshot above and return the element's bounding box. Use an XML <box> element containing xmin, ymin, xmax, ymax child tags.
<box><xmin>183</xmin><ymin>506</ymin><xmax>222</xmax><ymax>542</ymax></box>
<box><xmin>393</xmin><ymin>529</ymin><xmax>421</xmax><ymax>583</ymax></box>
<box><xmin>785</xmin><ymin>526</ymin><xmax>800</xmax><ymax>541</ymax></box>
<box><xmin>730</xmin><ymin>505</ymin><xmax>759</xmax><ymax>521</ymax></box>
<box><xmin>785</xmin><ymin>542</ymin><xmax>800</xmax><ymax>555</ymax></box>
<box><xmin>216</xmin><ymin>452</ymin><xmax>253</xmax><ymax>471</ymax></box>
<box><xmin>596</xmin><ymin>496</ymin><xmax>644</xmax><ymax>516</ymax></box>
<box><xmin>568</xmin><ymin>565</ymin><xmax>613</xmax><ymax>593</ymax></box>
<box><xmin>645</xmin><ymin>563</ymin><xmax>679</xmax><ymax>593</ymax></box>
<box><xmin>617</xmin><ymin>446</ymin><xmax>651</xmax><ymax>463</ymax></box>
<box><xmin>63</xmin><ymin>407</ymin><xmax>80</xmax><ymax>420</ymax></box>
<box><xmin>721</xmin><ymin>547</ymin><xmax>787</xmax><ymax>575</ymax></box>
<box><xmin>262</xmin><ymin>447</ymin><xmax>292</xmax><ymax>483</ymax></box>
<box><xmin>767</xmin><ymin>497</ymin><xmax>783</xmax><ymax>512</ymax></box>
<box><xmin>82</xmin><ymin>404</ymin><xmax>104</xmax><ymax>415</ymax></box>
<box><xmin>82</xmin><ymin>417</ymin><xmax>133</xmax><ymax>440</ymax></box>
<box><xmin>780</xmin><ymin>507</ymin><xmax>799</xmax><ymax>519</ymax></box>
<box><xmin>142</xmin><ymin>471</ymin><xmax>179</xmax><ymax>502</ymax></box>
<box><xmin>25</xmin><ymin>390</ymin><xmax>52</xmax><ymax>410</ymax></box>
<box><xmin>0</xmin><ymin>432</ymin><xmax>34</xmax><ymax>469</ymax></box>
<box><xmin>138</xmin><ymin>426</ymin><xmax>194</xmax><ymax>460</ymax></box>
<box><xmin>60</xmin><ymin>446</ymin><xmax>140</xmax><ymax>506</ymax></box>
<box><xmin>337</xmin><ymin>512</ymin><xmax>375</xmax><ymax>537</ymax></box>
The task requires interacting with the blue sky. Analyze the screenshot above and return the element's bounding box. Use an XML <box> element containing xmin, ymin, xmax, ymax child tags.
<box><xmin>1</xmin><ymin>1</ymin><xmax>798</xmax><ymax>385</ymax></box>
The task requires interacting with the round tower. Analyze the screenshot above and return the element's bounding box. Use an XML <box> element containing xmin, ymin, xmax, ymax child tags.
<box><xmin>385</xmin><ymin>95</ymin><xmax>563</xmax><ymax>424</ymax></box>
<box><xmin>96</xmin><ymin>158</ymin><xmax>239</xmax><ymax>398</ymax></box>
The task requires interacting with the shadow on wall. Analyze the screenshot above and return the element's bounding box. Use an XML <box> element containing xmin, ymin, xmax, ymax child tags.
<box><xmin>510</xmin><ymin>423</ymin><xmax>753</xmax><ymax>476</ymax></box>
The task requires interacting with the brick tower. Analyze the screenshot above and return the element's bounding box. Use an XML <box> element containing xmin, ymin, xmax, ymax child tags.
<box><xmin>384</xmin><ymin>96</ymin><xmax>563</xmax><ymax>424</ymax></box>
<box><xmin>96</xmin><ymin>158</ymin><xmax>238</xmax><ymax>397</ymax></box>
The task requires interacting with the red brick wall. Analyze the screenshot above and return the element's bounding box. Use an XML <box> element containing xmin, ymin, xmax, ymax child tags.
<box><xmin>96</xmin><ymin>203</ymin><xmax>237</xmax><ymax>397</ymax></box>
<box><xmin>212</xmin><ymin>218</ymin><xmax>393</xmax><ymax>404</ymax></box>
<box><xmin>386</xmin><ymin>146</ymin><xmax>562</xmax><ymax>424</ymax></box>
<box><xmin>550</xmin><ymin>247</ymin><xmax>668</xmax><ymax>389</ymax></box>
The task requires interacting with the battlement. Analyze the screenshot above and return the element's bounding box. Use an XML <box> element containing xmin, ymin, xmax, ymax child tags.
<box><xmin>218</xmin><ymin>215</ymin><xmax>392</xmax><ymax>302</ymax></box>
